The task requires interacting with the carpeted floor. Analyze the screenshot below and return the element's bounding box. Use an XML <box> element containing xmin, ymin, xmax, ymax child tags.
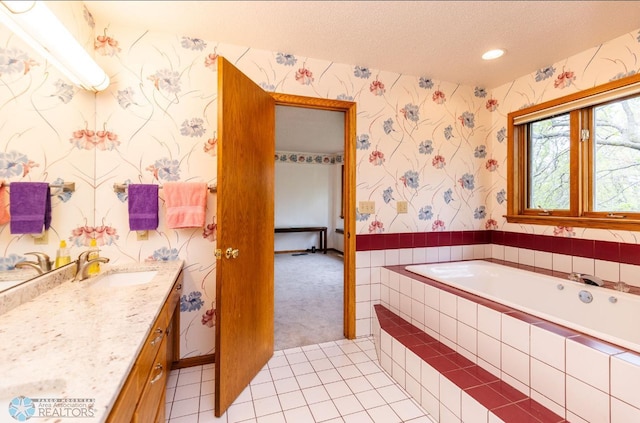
<box><xmin>274</xmin><ymin>251</ymin><xmax>344</xmax><ymax>351</ymax></box>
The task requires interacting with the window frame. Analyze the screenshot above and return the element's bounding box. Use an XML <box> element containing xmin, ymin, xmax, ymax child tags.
<box><xmin>507</xmin><ymin>73</ymin><xmax>640</xmax><ymax>230</ymax></box>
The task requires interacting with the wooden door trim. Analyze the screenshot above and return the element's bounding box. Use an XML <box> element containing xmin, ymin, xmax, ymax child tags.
<box><xmin>270</xmin><ymin>93</ymin><xmax>357</xmax><ymax>339</ymax></box>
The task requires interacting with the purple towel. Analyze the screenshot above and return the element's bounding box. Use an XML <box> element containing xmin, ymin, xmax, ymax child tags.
<box><xmin>9</xmin><ymin>182</ymin><xmax>51</xmax><ymax>234</ymax></box>
<box><xmin>128</xmin><ymin>184</ymin><xmax>159</xmax><ymax>231</ymax></box>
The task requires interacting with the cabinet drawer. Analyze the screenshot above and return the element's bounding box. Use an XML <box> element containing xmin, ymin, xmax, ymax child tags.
<box><xmin>136</xmin><ymin>315</ymin><xmax>168</xmax><ymax>392</ymax></box>
<box><xmin>134</xmin><ymin>336</ymin><xmax>168</xmax><ymax>423</ymax></box>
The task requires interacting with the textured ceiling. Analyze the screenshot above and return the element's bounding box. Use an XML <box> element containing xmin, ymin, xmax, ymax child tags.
<box><xmin>88</xmin><ymin>1</ymin><xmax>640</xmax><ymax>88</ymax></box>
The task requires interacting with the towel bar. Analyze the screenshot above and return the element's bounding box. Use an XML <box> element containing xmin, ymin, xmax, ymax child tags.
<box><xmin>113</xmin><ymin>183</ymin><xmax>217</xmax><ymax>194</ymax></box>
<box><xmin>1</xmin><ymin>181</ymin><xmax>75</xmax><ymax>193</ymax></box>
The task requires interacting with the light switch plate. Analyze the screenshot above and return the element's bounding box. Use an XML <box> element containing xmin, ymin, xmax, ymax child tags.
<box><xmin>33</xmin><ymin>231</ymin><xmax>48</xmax><ymax>245</ymax></box>
<box><xmin>358</xmin><ymin>201</ymin><xmax>375</xmax><ymax>214</ymax></box>
<box><xmin>136</xmin><ymin>230</ymin><xmax>149</xmax><ymax>241</ymax></box>
<box><xmin>397</xmin><ymin>201</ymin><xmax>408</xmax><ymax>214</ymax></box>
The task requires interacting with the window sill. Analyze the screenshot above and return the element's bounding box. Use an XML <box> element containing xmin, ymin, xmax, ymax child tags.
<box><xmin>504</xmin><ymin>214</ymin><xmax>640</xmax><ymax>231</ymax></box>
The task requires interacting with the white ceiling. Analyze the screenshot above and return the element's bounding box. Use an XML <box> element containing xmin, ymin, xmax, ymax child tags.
<box><xmin>85</xmin><ymin>1</ymin><xmax>640</xmax><ymax>154</ymax></box>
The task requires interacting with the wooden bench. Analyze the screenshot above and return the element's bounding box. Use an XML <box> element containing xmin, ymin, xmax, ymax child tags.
<box><xmin>275</xmin><ymin>226</ymin><xmax>327</xmax><ymax>254</ymax></box>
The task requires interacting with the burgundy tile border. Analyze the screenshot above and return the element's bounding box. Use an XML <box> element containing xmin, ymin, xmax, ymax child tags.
<box><xmin>356</xmin><ymin>230</ymin><xmax>640</xmax><ymax>266</ymax></box>
<box><xmin>374</xmin><ymin>305</ymin><xmax>564</xmax><ymax>423</ymax></box>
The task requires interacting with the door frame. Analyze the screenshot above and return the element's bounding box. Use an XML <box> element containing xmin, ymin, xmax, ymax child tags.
<box><xmin>270</xmin><ymin>93</ymin><xmax>356</xmax><ymax>339</ymax></box>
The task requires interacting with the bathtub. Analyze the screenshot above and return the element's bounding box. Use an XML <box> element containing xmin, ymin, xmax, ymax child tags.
<box><xmin>405</xmin><ymin>260</ymin><xmax>640</xmax><ymax>353</ymax></box>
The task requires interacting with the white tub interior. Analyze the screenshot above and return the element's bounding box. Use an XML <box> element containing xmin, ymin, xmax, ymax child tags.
<box><xmin>405</xmin><ymin>260</ymin><xmax>640</xmax><ymax>353</ymax></box>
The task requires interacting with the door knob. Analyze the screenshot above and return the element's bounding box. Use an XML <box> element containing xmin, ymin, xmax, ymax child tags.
<box><xmin>225</xmin><ymin>248</ymin><xmax>239</xmax><ymax>259</ymax></box>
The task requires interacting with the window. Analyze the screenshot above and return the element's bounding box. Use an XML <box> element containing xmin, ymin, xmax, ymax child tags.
<box><xmin>507</xmin><ymin>73</ymin><xmax>640</xmax><ymax>229</ymax></box>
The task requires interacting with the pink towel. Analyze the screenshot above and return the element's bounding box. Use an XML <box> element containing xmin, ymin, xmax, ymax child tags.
<box><xmin>164</xmin><ymin>182</ymin><xmax>207</xmax><ymax>229</ymax></box>
<box><xmin>0</xmin><ymin>184</ymin><xmax>9</xmax><ymax>225</ymax></box>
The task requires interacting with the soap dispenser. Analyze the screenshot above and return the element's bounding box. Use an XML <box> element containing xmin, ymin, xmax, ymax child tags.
<box><xmin>54</xmin><ymin>240</ymin><xmax>71</xmax><ymax>268</ymax></box>
<box><xmin>87</xmin><ymin>238</ymin><xmax>100</xmax><ymax>275</ymax></box>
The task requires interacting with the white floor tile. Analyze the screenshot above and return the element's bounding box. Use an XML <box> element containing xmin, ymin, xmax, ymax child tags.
<box><xmin>165</xmin><ymin>338</ymin><xmax>430</xmax><ymax>423</ymax></box>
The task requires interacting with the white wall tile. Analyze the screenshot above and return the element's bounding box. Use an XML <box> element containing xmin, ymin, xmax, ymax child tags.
<box><xmin>356</xmin><ymin>251</ymin><xmax>371</xmax><ymax>268</ymax></box>
<box><xmin>438</xmin><ymin>247</ymin><xmax>451</xmax><ymax>262</ymax></box>
<box><xmin>611</xmin><ymin>353</ymin><xmax>640</xmax><ymax>409</ymax></box>
<box><xmin>371</xmin><ymin>250</ymin><xmax>386</xmax><ymax>267</ymax></box>
<box><xmin>439</xmin><ymin>290</ymin><xmax>457</xmax><ymax>318</ymax></box>
<box><xmin>381</xmin><ymin>284</ymin><xmax>390</xmax><ymax>307</ymax></box>
<box><xmin>572</xmin><ymin>256</ymin><xmax>595</xmax><ymax>276</ymax></box>
<box><xmin>504</xmin><ymin>246</ymin><xmax>518</xmax><ymax>263</ymax></box>
<box><xmin>440</xmin><ymin>313</ymin><xmax>457</xmax><ymax>344</ymax></box>
<box><xmin>356</xmin><ymin>284</ymin><xmax>371</xmax><ymax>302</ymax></box>
<box><xmin>491</xmin><ymin>244</ymin><xmax>504</xmax><ymax>261</ymax></box>
<box><xmin>411</xmin><ymin>299</ymin><xmax>425</xmax><ymax>327</ymax></box>
<box><xmin>371</xmin><ymin>283</ymin><xmax>381</xmax><ymax>304</ymax></box>
<box><xmin>389</xmin><ymin>271</ymin><xmax>400</xmax><ymax>291</ymax></box>
<box><xmin>534</xmin><ymin>250</ymin><xmax>552</xmax><ymax>270</ymax></box>
<box><xmin>462</xmin><ymin>245</ymin><xmax>474</xmax><ymax>260</ymax></box>
<box><xmin>500</xmin><ymin>372</ymin><xmax>529</xmax><ymax>397</ymax></box>
<box><xmin>477</xmin><ymin>358</ymin><xmax>500</xmax><ymax>380</ymax></box>
<box><xmin>356</xmin><ymin>267</ymin><xmax>370</xmax><ymax>286</ymax></box>
<box><xmin>385</xmin><ymin>249</ymin><xmax>400</xmax><ymax>266</ymax></box>
<box><xmin>488</xmin><ymin>412</ymin><xmax>506</xmax><ymax>423</ymax></box>
<box><xmin>399</xmin><ymin>275</ymin><xmax>413</xmax><ymax>296</ymax></box>
<box><xmin>566</xmin><ymin>411</ymin><xmax>589</xmax><ymax>423</ymax></box>
<box><xmin>370</xmin><ymin>267</ymin><xmax>381</xmax><ymax>284</ymax></box>
<box><xmin>457</xmin><ymin>297</ymin><xmax>477</xmax><ymax>328</ymax></box>
<box><xmin>530</xmin><ymin>389</ymin><xmax>565</xmax><ymax>419</ymax></box>
<box><xmin>611</xmin><ymin>397</ymin><xmax>640</xmax><ymax>423</ymax></box>
<box><xmin>530</xmin><ymin>325</ymin><xmax>566</xmax><ymax>371</ymax></box>
<box><xmin>439</xmin><ymin>375</ymin><xmax>461</xmax><ymax>418</ymax></box>
<box><xmin>381</xmin><ymin>351</ymin><xmax>392</xmax><ymax>375</ymax></box>
<box><xmin>391</xmin><ymin>338</ymin><xmax>405</xmax><ymax>368</ymax></box>
<box><xmin>399</xmin><ymin>293</ymin><xmax>412</xmax><ymax>318</ymax></box>
<box><xmin>426</xmin><ymin>247</ymin><xmax>439</xmax><ymax>263</ymax></box>
<box><xmin>424</xmin><ymin>306</ymin><xmax>440</xmax><ymax>335</ymax></box>
<box><xmin>405</xmin><ymin>374</ymin><xmax>421</xmax><ymax>404</ymax></box>
<box><xmin>413</xmin><ymin>247</ymin><xmax>427</xmax><ymax>264</ymax></box>
<box><xmin>412</xmin><ymin>279</ymin><xmax>425</xmax><ymax>304</ymax></box>
<box><xmin>620</xmin><ymin>263</ymin><xmax>640</xmax><ymax>287</ymax></box>
<box><xmin>595</xmin><ymin>259</ymin><xmax>620</xmax><ymax>283</ymax></box>
<box><xmin>477</xmin><ymin>305</ymin><xmax>501</xmax><ymax>339</ymax></box>
<box><xmin>424</xmin><ymin>285</ymin><xmax>440</xmax><ymax>310</ymax></box>
<box><xmin>457</xmin><ymin>322</ymin><xmax>477</xmax><ymax>356</ymax></box>
<box><xmin>473</xmin><ymin>245</ymin><xmax>486</xmax><ymax>259</ymax></box>
<box><xmin>421</xmin><ymin>387</ymin><xmax>440</xmax><ymax>421</ymax></box>
<box><xmin>501</xmin><ymin>314</ymin><xmax>529</xmax><ymax>353</ymax></box>
<box><xmin>518</xmin><ymin>248</ymin><xmax>534</xmax><ymax>266</ymax></box>
<box><xmin>461</xmin><ymin>391</ymin><xmax>489</xmax><ymax>423</ymax></box>
<box><xmin>356</xmin><ymin>302</ymin><xmax>371</xmax><ymax>319</ymax></box>
<box><xmin>566</xmin><ymin>338</ymin><xmax>610</xmax><ymax>393</ymax></box>
<box><xmin>392</xmin><ymin>360</ymin><xmax>406</xmax><ymax>388</ymax></box>
<box><xmin>552</xmin><ymin>253</ymin><xmax>572</xmax><ymax>273</ymax></box>
<box><xmin>356</xmin><ymin>318</ymin><xmax>372</xmax><ymax>337</ymax></box>
<box><xmin>421</xmin><ymin>361</ymin><xmax>439</xmax><ymax>397</ymax></box>
<box><xmin>399</xmin><ymin>248</ymin><xmax>413</xmax><ymax>265</ymax></box>
<box><xmin>477</xmin><ymin>332</ymin><xmax>501</xmax><ymax>369</ymax></box>
<box><xmin>530</xmin><ymin>358</ymin><xmax>565</xmax><ymax>407</ymax></box>
<box><xmin>450</xmin><ymin>246</ymin><xmax>463</xmax><ymax>261</ymax></box>
<box><xmin>380</xmin><ymin>267</ymin><xmax>390</xmax><ymax>286</ymax></box>
<box><xmin>389</xmin><ymin>288</ymin><xmax>400</xmax><ymax>313</ymax></box>
<box><xmin>501</xmin><ymin>343</ymin><xmax>529</xmax><ymax>386</ymax></box>
<box><xmin>381</xmin><ymin>330</ymin><xmax>392</xmax><ymax>356</ymax></box>
<box><xmin>566</xmin><ymin>375</ymin><xmax>610</xmax><ymax>423</ymax></box>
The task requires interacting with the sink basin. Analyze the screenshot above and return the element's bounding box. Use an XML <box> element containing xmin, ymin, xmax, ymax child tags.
<box><xmin>95</xmin><ymin>270</ymin><xmax>158</xmax><ymax>287</ymax></box>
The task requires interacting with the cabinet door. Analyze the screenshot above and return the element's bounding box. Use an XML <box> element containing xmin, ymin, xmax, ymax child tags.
<box><xmin>133</xmin><ymin>337</ymin><xmax>167</xmax><ymax>423</ymax></box>
<box><xmin>215</xmin><ymin>57</ymin><xmax>275</xmax><ymax>416</ymax></box>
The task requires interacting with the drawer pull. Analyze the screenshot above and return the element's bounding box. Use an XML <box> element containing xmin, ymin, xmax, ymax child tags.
<box><xmin>150</xmin><ymin>363</ymin><xmax>163</xmax><ymax>384</ymax></box>
<box><xmin>150</xmin><ymin>328</ymin><xmax>163</xmax><ymax>346</ymax></box>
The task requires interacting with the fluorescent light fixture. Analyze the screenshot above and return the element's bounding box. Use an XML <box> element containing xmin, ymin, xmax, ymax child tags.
<box><xmin>482</xmin><ymin>49</ymin><xmax>505</xmax><ymax>60</ymax></box>
<box><xmin>0</xmin><ymin>1</ymin><xmax>109</xmax><ymax>91</ymax></box>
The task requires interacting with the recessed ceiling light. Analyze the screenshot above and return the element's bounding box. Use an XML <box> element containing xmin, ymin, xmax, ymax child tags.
<box><xmin>482</xmin><ymin>49</ymin><xmax>505</xmax><ymax>60</ymax></box>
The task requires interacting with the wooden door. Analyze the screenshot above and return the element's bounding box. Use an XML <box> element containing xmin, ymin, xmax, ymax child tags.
<box><xmin>215</xmin><ymin>57</ymin><xmax>275</xmax><ymax>416</ymax></box>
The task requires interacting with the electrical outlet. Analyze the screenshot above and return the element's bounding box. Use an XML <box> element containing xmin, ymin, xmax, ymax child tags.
<box><xmin>33</xmin><ymin>230</ymin><xmax>48</xmax><ymax>245</ymax></box>
<box><xmin>136</xmin><ymin>230</ymin><xmax>149</xmax><ymax>241</ymax></box>
<box><xmin>358</xmin><ymin>201</ymin><xmax>375</xmax><ymax>214</ymax></box>
<box><xmin>397</xmin><ymin>201</ymin><xmax>408</xmax><ymax>214</ymax></box>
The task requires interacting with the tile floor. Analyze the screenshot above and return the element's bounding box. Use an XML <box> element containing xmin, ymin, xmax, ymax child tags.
<box><xmin>165</xmin><ymin>337</ymin><xmax>436</xmax><ymax>423</ymax></box>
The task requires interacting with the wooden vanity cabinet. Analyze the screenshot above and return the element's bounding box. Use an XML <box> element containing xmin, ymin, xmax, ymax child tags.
<box><xmin>107</xmin><ymin>271</ymin><xmax>183</xmax><ymax>423</ymax></box>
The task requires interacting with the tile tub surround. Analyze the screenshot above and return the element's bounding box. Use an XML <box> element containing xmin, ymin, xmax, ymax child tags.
<box><xmin>378</xmin><ymin>263</ymin><xmax>640</xmax><ymax>422</ymax></box>
<box><xmin>372</xmin><ymin>305</ymin><xmax>566</xmax><ymax>423</ymax></box>
<box><xmin>0</xmin><ymin>260</ymin><xmax>184</xmax><ymax>423</ymax></box>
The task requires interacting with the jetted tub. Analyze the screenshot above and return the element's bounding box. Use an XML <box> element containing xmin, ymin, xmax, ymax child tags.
<box><xmin>405</xmin><ymin>260</ymin><xmax>640</xmax><ymax>353</ymax></box>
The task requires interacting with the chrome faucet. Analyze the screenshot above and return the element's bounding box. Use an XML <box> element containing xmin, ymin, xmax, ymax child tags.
<box><xmin>568</xmin><ymin>272</ymin><xmax>604</xmax><ymax>287</ymax></box>
<box><xmin>15</xmin><ymin>252</ymin><xmax>53</xmax><ymax>274</ymax></box>
<box><xmin>74</xmin><ymin>250</ymin><xmax>110</xmax><ymax>281</ymax></box>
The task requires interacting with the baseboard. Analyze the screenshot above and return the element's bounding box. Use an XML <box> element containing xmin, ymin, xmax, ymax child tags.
<box><xmin>172</xmin><ymin>354</ymin><xmax>215</xmax><ymax>370</ymax></box>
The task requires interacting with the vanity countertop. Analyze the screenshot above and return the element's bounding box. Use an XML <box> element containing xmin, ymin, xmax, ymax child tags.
<box><xmin>0</xmin><ymin>259</ymin><xmax>184</xmax><ymax>422</ymax></box>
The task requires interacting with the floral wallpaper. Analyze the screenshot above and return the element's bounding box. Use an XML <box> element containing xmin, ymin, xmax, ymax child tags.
<box><xmin>2</xmin><ymin>0</ymin><xmax>640</xmax><ymax>358</ymax></box>
<box><xmin>275</xmin><ymin>152</ymin><xmax>343</xmax><ymax>165</ymax></box>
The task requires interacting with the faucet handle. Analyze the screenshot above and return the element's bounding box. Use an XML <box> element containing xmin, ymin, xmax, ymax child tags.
<box><xmin>24</xmin><ymin>252</ymin><xmax>52</xmax><ymax>271</ymax></box>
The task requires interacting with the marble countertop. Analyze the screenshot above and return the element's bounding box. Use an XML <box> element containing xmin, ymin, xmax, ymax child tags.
<box><xmin>0</xmin><ymin>260</ymin><xmax>184</xmax><ymax>423</ymax></box>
